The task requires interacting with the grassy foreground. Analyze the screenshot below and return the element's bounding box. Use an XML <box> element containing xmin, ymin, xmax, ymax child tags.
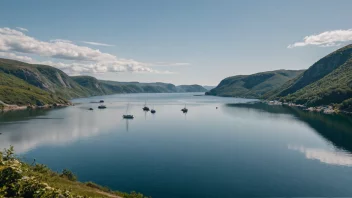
<box><xmin>0</xmin><ymin>146</ymin><xmax>150</xmax><ymax>198</ymax></box>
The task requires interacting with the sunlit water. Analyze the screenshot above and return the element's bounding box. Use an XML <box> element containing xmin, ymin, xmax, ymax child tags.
<box><xmin>1</xmin><ymin>93</ymin><xmax>352</xmax><ymax>197</ymax></box>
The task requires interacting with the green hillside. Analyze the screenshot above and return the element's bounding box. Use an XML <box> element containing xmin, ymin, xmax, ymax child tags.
<box><xmin>279</xmin><ymin>57</ymin><xmax>352</xmax><ymax>106</ymax></box>
<box><xmin>206</xmin><ymin>70</ymin><xmax>303</xmax><ymax>98</ymax></box>
<box><xmin>267</xmin><ymin>44</ymin><xmax>352</xmax><ymax>99</ymax></box>
<box><xmin>266</xmin><ymin>44</ymin><xmax>352</xmax><ymax>108</ymax></box>
<box><xmin>70</xmin><ymin>76</ymin><xmax>106</xmax><ymax>96</ymax></box>
<box><xmin>0</xmin><ymin>59</ymin><xmax>92</xmax><ymax>99</ymax></box>
<box><xmin>72</xmin><ymin>77</ymin><xmax>207</xmax><ymax>94</ymax></box>
<box><xmin>0</xmin><ymin>58</ymin><xmax>208</xmax><ymax>107</ymax></box>
<box><xmin>176</xmin><ymin>85</ymin><xmax>207</xmax><ymax>92</ymax></box>
<box><xmin>99</xmin><ymin>81</ymin><xmax>178</xmax><ymax>93</ymax></box>
<box><xmin>0</xmin><ymin>72</ymin><xmax>69</xmax><ymax>106</ymax></box>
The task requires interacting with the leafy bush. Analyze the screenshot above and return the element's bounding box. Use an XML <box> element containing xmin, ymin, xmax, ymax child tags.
<box><xmin>3</xmin><ymin>145</ymin><xmax>15</xmax><ymax>161</ymax></box>
<box><xmin>60</xmin><ymin>169</ymin><xmax>77</xmax><ymax>181</ymax></box>
<box><xmin>32</xmin><ymin>164</ymin><xmax>51</xmax><ymax>174</ymax></box>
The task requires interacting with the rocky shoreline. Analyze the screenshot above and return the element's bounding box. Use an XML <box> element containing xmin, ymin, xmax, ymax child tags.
<box><xmin>0</xmin><ymin>101</ymin><xmax>71</xmax><ymax>112</ymax></box>
<box><xmin>265</xmin><ymin>100</ymin><xmax>338</xmax><ymax>115</ymax></box>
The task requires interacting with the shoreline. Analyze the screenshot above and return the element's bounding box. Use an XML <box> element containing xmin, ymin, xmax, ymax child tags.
<box><xmin>0</xmin><ymin>103</ymin><xmax>71</xmax><ymax>112</ymax></box>
<box><xmin>264</xmin><ymin>100</ymin><xmax>344</xmax><ymax>115</ymax></box>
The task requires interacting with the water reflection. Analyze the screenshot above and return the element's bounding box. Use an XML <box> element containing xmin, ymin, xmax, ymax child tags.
<box><xmin>288</xmin><ymin>145</ymin><xmax>352</xmax><ymax>166</ymax></box>
<box><xmin>225</xmin><ymin>103</ymin><xmax>352</xmax><ymax>154</ymax></box>
<box><xmin>0</xmin><ymin>107</ymin><xmax>118</xmax><ymax>153</ymax></box>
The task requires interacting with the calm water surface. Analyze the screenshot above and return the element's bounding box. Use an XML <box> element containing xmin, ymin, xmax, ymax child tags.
<box><xmin>1</xmin><ymin>93</ymin><xmax>352</xmax><ymax>197</ymax></box>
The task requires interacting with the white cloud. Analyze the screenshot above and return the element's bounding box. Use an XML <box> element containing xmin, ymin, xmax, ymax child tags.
<box><xmin>288</xmin><ymin>145</ymin><xmax>352</xmax><ymax>166</ymax></box>
<box><xmin>288</xmin><ymin>29</ymin><xmax>352</xmax><ymax>48</ymax></box>
<box><xmin>82</xmin><ymin>41</ymin><xmax>114</xmax><ymax>47</ymax></box>
<box><xmin>0</xmin><ymin>27</ymin><xmax>176</xmax><ymax>74</ymax></box>
<box><xmin>16</xmin><ymin>27</ymin><xmax>28</xmax><ymax>32</ymax></box>
<box><xmin>0</xmin><ymin>52</ymin><xmax>33</xmax><ymax>62</ymax></box>
<box><xmin>50</xmin><ymin>39</ymin><xmax>72</xmax><ymax>43</ymax></box>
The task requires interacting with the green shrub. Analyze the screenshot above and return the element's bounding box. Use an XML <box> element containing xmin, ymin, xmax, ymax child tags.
<box><xmin>60</xmin><ymin>169</ymin><xmax>77</xmax><ymax>181</ymax></box>
<box><xmin>3</xmin><ymin>145</ymin><xmax>15</xmax><ymax>161</ymax></box>
<box><xmin>32</xmin><ymin>164</ymin><xmax>51</xmax><ymax>174</ymax></box>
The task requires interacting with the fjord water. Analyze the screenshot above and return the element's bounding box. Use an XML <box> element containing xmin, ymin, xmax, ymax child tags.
<box><xmin>1</xmin><ymin>93</ymin><xmax>352</xmax><ymax>197</ymax></box>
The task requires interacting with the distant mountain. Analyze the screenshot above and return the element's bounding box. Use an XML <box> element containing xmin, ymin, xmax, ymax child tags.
<box><xmin>72</xmin><ymin>77</ymin><xmax>207</xmax><ymax>94</ymax></box>
<box><xmin>176</xmin><ymin>85</ymin><xmax>207</xmax><ymax>92</ymax></box>
<box><xmin>0</xmin><ymin>58</ymin><xmax>206</xmax><ymax>107</ymax></box>
<box><xmin>266</xmin><ymin>44</ymin><xmax>352</xmax><ymax>107</ymax></box>
<box><xmin>203</xmin><ymin>85</ymin><xmax>216</xmax><ymax>90</ymax></box>
<box><xmin>206</xmin><ymin>70</ymin><xmax>304</xmax><ymax>98</ymax></box>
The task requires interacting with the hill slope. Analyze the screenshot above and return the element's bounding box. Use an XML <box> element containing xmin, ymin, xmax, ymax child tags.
<box><xmin>72</xmin><ymin>77</ymin><xmax>207</xmax><ymax>94</ymax></box>
<box><xmin>266</xmin><ymin>44</ymin><xmax>352</xmax><ymax>108</ymax></box>
<box><xmin>0</xmin><ymin>72</ymin><xmax>69</xmax><ymax>107</ymax></box>
<box><xmin>0</xmin><ymin>58</ymin><xmax>207</xmax><ymax>107</ymax></box>
<box><xmin>176</xmin><ymin>84</ymin><xmax>207</xmax><ymax>92</ymax></box>
<box><xmin>206</xmin><ymin>70</ymin><xmax>304</xmax><ymax>98</ymax></box>
<box><xmin>266</xmin><ymin>44</ymin><xmax>352</xmax><ymax>100</ymax></box>
<box><xmin>0</xmin><ymin>59</ymin><xmax>92</xmax><ymax>99</ymax></box>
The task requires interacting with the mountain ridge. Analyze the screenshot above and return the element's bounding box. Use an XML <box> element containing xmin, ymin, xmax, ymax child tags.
<box><xmin>206</xmin><ymin>69</ymin><xmax>304</xmax><ymax>98</ymax></box>
<box><xmin>0</xmin><ymin>58</ymin><xmax>207</xmax><ymax>107</ymax></box>
<box><xmin>265</xmin><ymin>44</ymin><xmax>352</xmax><ymax>108</ymax></box>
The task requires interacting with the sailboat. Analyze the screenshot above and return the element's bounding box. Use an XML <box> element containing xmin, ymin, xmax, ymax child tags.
<box><xmin>123</xmin><ymin>104</ymin><xmax>134</xmax><ymax>119</ymax></box>
<box><xmin>142</xmin><ymin>101</ymin><xmax>150</xmax><ymax>111</ymax></box>
<box><xmin>181</xmin><ymin>104</ymin><xmax>188</xmax><ymax>113</ymax></box>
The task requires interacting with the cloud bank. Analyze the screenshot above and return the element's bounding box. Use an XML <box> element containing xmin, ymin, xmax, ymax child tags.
<box><xmin>0</xmin><ymin>27</ymin><xmax>178</xmax><ymax>75</ymax></box>
<box><xmin>288</xmin><ymin>29</ymin><xmax>352</xmax><ymax>48</ymax></box>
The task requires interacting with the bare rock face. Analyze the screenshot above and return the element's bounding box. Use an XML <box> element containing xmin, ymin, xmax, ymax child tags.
<box><xmin>56</xmin><ymin>72</ymin><xmax>69</xmax><ymax>88</ymax></box>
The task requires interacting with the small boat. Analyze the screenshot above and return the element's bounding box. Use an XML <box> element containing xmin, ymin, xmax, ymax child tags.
<box><xmin>150</xmin><ymin>105</ymin><xmax>156</xmax><ymax>114</ymax></box>
<box><xmin>123</xmin><ymin>103</ymin><xmax>134</xmax><ymax>119</ymax></box>
<box><xmin>99</xmin><ymin>100</ymin><xmax>104</xmax><ymax>103</ymax></box>
<box><xmin>142</xmin><ymin>101</ymin><xmax>150</xmax><ymax>111</ymax></box>
<box><xmin>89</xmin><ymin>108</ymin><xmax>94</xmax><ymax>110</ymax></box>
<box><xmin>123</xmin><ymin>115</ymin><xmax>134</xmax><ymax>119</ymax></box>
<box><xmin>98</xmin><ymin>105</ymin><xmax>106</xmax><ymax>109</ymax></box>
<box><xmin>181</xmin><ymin>105</ymin><xmax>188</xmax><ymax>113</ymax></box>
<box><xmin>143</xmin><ymin>106</ymin><xmax>150</xmax><ymax>111</ymax></box>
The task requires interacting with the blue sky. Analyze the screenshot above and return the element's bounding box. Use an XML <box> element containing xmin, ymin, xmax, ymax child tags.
<box><xmin>0</xmin><ymin>0</ymin><xmax>352</xmax><ymax>85</ymax></box>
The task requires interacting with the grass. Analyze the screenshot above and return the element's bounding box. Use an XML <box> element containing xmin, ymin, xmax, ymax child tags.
<box><xmin>0</xmin><ymin>146</ymin><xmax>150</xmax><ymax>198</ymax></box>
<box><xmin>0</xmin><ymin>73</ymin><xmax>69</xmax><ymax>106</ymax></box>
